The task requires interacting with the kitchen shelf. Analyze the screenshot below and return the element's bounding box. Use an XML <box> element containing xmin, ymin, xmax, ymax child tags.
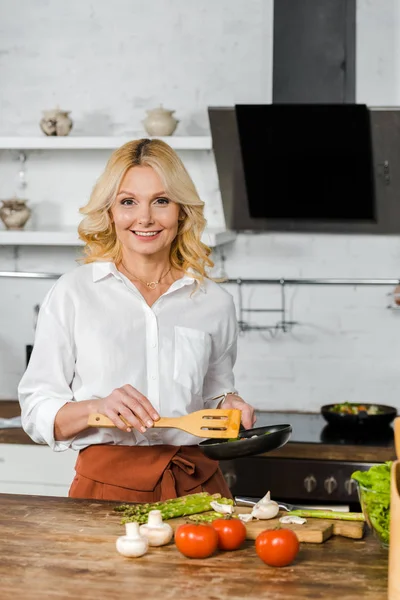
<box><xmin>0</xmin><ymin>228</ymin><xmax>236</xmax><ymax>248</ymax></box>
<box><xmin>0</xmin><ymin>136</ymin><xmax>212</xmax><ymax>150</ymax></box>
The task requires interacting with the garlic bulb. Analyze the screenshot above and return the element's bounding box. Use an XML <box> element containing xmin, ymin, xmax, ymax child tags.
<box><xmin>116</xmin><ymin>522</ymin><xmax>148</xmax><ymax>558</ymax></box>
<box><xmin>210</xmin><ymin>501</ymin><xmax>234</xmax><ymax>515</ymax></box>
<box><xmin>251</xmin><ymin>491</ymin><xmax>280</xmax><ymax>520</ymax></box>
<box><xmin>139</xmin><ymin>510</ymin><xmax>173</xmax><ymax>547</ymax></box>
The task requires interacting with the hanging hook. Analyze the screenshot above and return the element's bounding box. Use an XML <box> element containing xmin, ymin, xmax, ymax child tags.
<box><xmin>236</xmin><ymin>278</ymin><xmax>245</xmax><ymax>333</ymax></box>
<box><xmin>279</xmin><ymin>278</ymin><xmax>288</xmax><ymax>332</ymax></box>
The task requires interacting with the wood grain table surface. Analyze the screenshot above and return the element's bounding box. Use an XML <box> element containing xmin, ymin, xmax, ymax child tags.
<box><xmin>0</xmin><ymin>493</ymin><xmax>389</xmax><ymax>600</ymax></box>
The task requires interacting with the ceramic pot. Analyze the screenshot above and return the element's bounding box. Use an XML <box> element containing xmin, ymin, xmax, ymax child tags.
<box><xmin>40</xmin><ymin>108</ymin><xmax>73</xmax><ymax>136</ymax></box>
<box><xmin>0</xmin><ymin>198</ymin><xmax>31</xmax><ymax>229</ymax></box>
<box><xmin>143</xmin><ymin>105</ymin><xmax>179</xmax><ymax>136</ymax></box>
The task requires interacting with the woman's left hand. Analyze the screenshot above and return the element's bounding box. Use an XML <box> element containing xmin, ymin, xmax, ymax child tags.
<box><xmin>221</xmin><ymin>394</ymin><xmax>256</xmax><ymax>430</ymax></box>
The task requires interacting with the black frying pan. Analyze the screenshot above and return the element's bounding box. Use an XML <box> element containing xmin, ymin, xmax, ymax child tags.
<box><xmin>198</xmin><ymin>424</ymin><xmax>292</xmax><ymax>460</ymax></box>
<box><xmin>321</xmin><ymin>403</ymin><xmax>397</xmax><ymax>429</ymax></box>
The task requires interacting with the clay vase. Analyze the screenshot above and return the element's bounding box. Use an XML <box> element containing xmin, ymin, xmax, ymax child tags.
<box><xmin>0</xmin><ymin>198</ymin><xmax>31</xmax><ymax>229</ymax></box>
<box><xmin>143</xmin><ymin>105</ymin><xmax>179</xmax><ymax>136</ymax></box>
<box><xmin>40</xmin><ymin>108</ymin><xmax>73</xmax><ymax>136</ymax></box>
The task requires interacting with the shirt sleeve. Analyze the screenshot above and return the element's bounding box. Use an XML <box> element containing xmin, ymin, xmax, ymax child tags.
<box><xmin>18</xmin><ymin>290</ymin><xmax>76</xmax><ymax>452</ymax></box>
<box><xmin>203</xmin><ymin>294</ymin><xmax>239</xmax><ymax>408</ymax></box>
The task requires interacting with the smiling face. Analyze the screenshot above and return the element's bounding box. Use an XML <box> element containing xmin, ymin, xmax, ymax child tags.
<box><xmin>110</xmin><ymin>165</ymin><xmax>181</xmax><ymax>260</ymax></box>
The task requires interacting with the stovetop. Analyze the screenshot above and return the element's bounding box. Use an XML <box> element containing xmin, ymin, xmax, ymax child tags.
<box><xmin>254</xmin><ymin>410</ymin><xmax>394</xmax><ymax>447</ymax></box>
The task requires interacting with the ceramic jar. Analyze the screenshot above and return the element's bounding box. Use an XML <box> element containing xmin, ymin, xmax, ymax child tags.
<box><xmin>40</xmin><ymin>108</ymin><xmax>73</xmax><ymax>136</ymax></box>
<box><xmin>143</xmin><ymin>105</ymin><xmax>179</xmax><ymax>136</ymax></box>
<box><xmin>0</xmin><ymin>198</ymin><xmax>31</xmax><ymax>230</ymax></box>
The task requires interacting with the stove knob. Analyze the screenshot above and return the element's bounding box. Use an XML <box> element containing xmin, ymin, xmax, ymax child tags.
<box><xmin>344</xmin><ymin>478</ymin><xmax>357</xmax><ymax>495</ymax></box>
<box><xmin>223</xmin><ymin>471</ymin><xmax>237</xmax><ymax>489</ymax></box>
<box><xmin>324</xmin><ymin>476</ymin><xmax>338</xmax><ymax>495</ymax></box>
<box><xmin>303</xmin><ymin>475</ymin><xmax>317</xmax><ymax>493</ymax></box>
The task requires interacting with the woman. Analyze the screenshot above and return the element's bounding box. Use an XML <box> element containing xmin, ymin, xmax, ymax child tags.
<box><xmin>18</xmin><ymin>138</ymin><xmax>255</xmax><ymax>502</ymax></box>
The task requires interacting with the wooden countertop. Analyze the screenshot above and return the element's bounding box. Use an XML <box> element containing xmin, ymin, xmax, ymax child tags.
<box><xmin>0</xmin><ymin>493</ymin><xmax>388</xmax><ymax>600</ymax></box>
<box><xmin>0</xmin><ymin>401</ymin><xmax>31</xmax><ymax>444</ymax></box>
<box><xmin>0</xmin><ymin>401</ymin><xmax>395</xmax><ymax>461</ymax></box>
<box><xmin>266</xmin><ymin>442</ymin><xmax>396</xmax><ymax>462</ymax></box>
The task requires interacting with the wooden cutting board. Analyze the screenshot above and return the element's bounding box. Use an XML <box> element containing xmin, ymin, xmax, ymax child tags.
<box><xmin>167</xmin><ymin>507</ymin><xmax>364</xmax><ymax>544</ymax></box>
<box><xmin>333</xmin><ymin>518</ymin><xmax>365</xmax><ymax>539</ymax></box>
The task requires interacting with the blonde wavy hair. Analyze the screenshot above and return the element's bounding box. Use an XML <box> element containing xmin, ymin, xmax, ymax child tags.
<box><xmin>78</xmin><ymin>138</ymin><xmax>214</xmax><ymax>283</ymax></box>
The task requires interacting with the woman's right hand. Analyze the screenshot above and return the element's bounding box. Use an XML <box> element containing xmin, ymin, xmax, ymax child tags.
<box><xmin>94</xmin><ymin>385</ymin><xmax>160</xmax><ymax>433</ymax></box>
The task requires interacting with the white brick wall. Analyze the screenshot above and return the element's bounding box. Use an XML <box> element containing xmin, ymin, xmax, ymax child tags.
<box><xmin>219</xmin><ymin>233</ymin><xmax>400</xmax><ymax>411</ymax></box>
<box><xmin>0</xmin><ymin>0</ymin><xmax>272</xmax><ymax>136</ymax></box>
<box><xmin>1</xmin><ymin>0</ymin><xmax>400</xmax><ymax>413</ymax></box>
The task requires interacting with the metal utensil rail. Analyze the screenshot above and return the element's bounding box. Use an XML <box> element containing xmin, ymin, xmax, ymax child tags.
<box><xmin>1</xmin><ymin>272</ymin><xmax>399</xmax><ymax>333</ymax></box>
<box><xmin>225</xmin><ymin>277</ymin><xmax>400</xmax><ymax>333</ymax></box>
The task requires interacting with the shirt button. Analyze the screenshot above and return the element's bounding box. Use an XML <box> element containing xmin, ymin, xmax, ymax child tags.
<box><xmin>152</xmin><ymin>342</ymin><xmax>157</xmax><ymax>348</ymax></box>
<box><xmin>151</xmin><ymin>375</ymin><xmax>157</xmax><ymax>380</ymax></box>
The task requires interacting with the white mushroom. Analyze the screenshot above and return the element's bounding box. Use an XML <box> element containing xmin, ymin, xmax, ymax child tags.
<box><xmin>116</xmin><ymin>522</ymin><xmax>149</xmax><ymax>558</ymax></box>
<box><xmin>139</xmin><ymin>510</ymin><xmax>173</xmax><ymax>547</ymax></box>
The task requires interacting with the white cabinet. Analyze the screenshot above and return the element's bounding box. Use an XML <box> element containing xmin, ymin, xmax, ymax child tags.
<box><xmin>0</xmin><ymin>444</ymin><xmax>77</xmax><ymax>497</ymax></box>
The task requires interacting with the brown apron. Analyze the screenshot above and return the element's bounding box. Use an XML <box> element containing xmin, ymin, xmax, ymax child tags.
<box><xmin>68</xmin><ymin>444</ymin><xmax>232</xmax><ymax>502</ymax></box>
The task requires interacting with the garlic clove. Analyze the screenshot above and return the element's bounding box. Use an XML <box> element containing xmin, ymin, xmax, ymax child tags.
<box><xmin>139</xmin><ymin>509</ymin><xmax>173</xmax><ymax>547</ymax></box>
<box><xmin>279</xmin><ymin>515</ymin><xmax>307</xmax><ymax>525</ymax></box>
<box><xmin>210</xmin><ymin>501</ymin><xmax>234</xmax><ymax>515</ymax></box>
<box><xmin>116</xmin><ymin>522</ymin><xmax>149</xmax><ymax>558</ymax></box>
<box><xmin>237</xmin><ymin>513</ymin><xmax>254</xmax><ymax>523</ymax></box>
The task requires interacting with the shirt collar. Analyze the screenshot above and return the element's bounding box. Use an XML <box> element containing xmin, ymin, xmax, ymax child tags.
<box><xmin>92</xmin><ymin>262</ymin><xmax>206</xmax><ymax>292</ymax></box>
<box><xmin>92</xmin><ymin>261</ymin><xmax>116</xmax><ymax>282</ymax></box>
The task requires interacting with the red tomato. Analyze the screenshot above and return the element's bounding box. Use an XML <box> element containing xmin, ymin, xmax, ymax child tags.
<box><xmin>255</xmin><ymin>529</ymin><xmax>300</xmax><ymax>567</ymax></box>
<box><xmin>174</xmin><ymin>523</ymin><xmax>218</xmax><ymax>558</ymax></box>
<box><xmin>211</xmin><ymin>518</ymin><xmax>247</xmax><ymax>550</ymax></box>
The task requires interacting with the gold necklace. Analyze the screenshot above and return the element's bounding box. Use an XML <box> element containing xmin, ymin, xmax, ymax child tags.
<box><xmin>121</xmin><ymin>262</ymin><xmax>172</xmax><ymax>290</ymax></box>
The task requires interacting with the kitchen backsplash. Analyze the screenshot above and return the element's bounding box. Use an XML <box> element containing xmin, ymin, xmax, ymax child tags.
<box><xmin>2</xmin><ymin>0</ymin><xmax>400</xmax><ymax>412</ymax></box>
<box><xmin>2</xmin><ymin>233</ymin><xmax>400</xmax><ymax>413</ymax></box>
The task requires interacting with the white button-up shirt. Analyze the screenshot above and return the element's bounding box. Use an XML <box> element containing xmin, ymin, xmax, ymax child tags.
<box><xmin>18</xmin><ymin>262</ymin><xmax>238</xmax><ymax>452</ymax></box>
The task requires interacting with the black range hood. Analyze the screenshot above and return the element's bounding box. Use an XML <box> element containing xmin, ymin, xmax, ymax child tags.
<box><xmin>209</xmin><ymin>0</ymin><xmax>400</xmax><ymax>234</ymax></box>
<box><xmin>209</xmin><ymin>104</ymin><xmax>400</xmax><ymax>234</ymax></box>
<box><xmin>238</xmin><ymin>103</ymin><xmax>375</xmax><ymax>222</ymax></box>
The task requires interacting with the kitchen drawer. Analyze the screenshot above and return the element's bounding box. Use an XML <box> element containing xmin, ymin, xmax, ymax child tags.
<box><xmin>0</xmin><ymin>444</ymin><xmax>76</xmax><ymax>486</ymax></box>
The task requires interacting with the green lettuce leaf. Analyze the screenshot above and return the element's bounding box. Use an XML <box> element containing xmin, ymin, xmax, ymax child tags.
<box><xmin>351</xmin><ymin>462</ymin><xmax>392</xmax><ymax>545</ymax></box>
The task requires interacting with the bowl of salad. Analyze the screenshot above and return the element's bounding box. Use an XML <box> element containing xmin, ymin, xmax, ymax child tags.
<box><xmin>351</xmin><ymin>462</ymin><xmax>391</xmax><ymax>549</ymax></box>
<box><xmin>321</xmin><ymin>402</ymin><xmax>397</xmax><ymax>429</ymax></box>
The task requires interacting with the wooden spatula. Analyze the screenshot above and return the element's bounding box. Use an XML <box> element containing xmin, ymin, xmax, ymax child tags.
<box><xmin>395</xmin><ymin>417</ymin><xmax>400</xmax><ymax>460</ymax></box>
<box><xmin>87</xmin><ymin>408</ymin><xmax>241</xmax><ymax>438</ymax></box>
<box><xmin>388</xmin><ymin>417</ymin><xmax>400</xmax><ymax>599</ymax></box>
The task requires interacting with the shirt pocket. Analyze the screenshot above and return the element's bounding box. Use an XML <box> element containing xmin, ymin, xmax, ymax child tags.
<box><xmin>173</xmin><ymin>326</ymin><xmax>212</xmax><ymax>396</ymax></box>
